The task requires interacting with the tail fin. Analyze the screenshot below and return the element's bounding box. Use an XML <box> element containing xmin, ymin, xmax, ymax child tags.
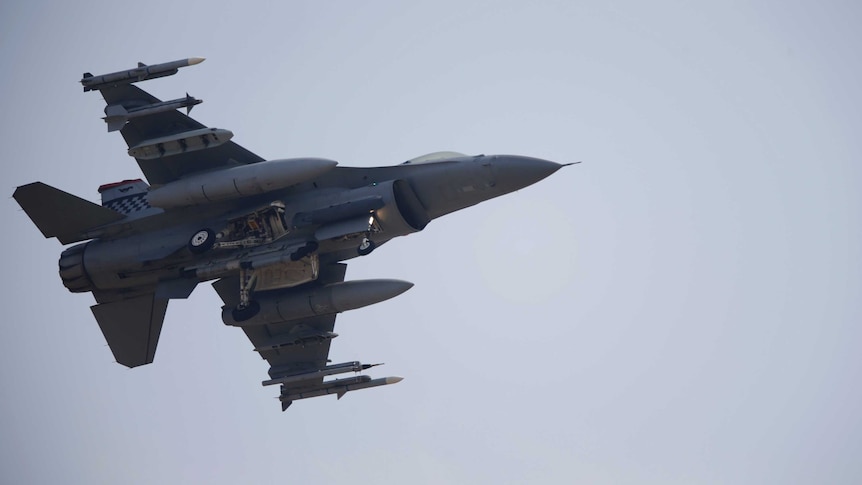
<box><xmin>98</xmin><ymin>179</ymin><xmax>152</xmax><ymax>216</ymax></box>
<box><xmin>13</xmin><ymin>182</ymin><xmax>125</xmax><ymax>244</ymax></box>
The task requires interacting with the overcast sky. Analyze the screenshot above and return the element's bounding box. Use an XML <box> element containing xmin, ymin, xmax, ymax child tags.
<box><xmin>2</xmin><ymin>1</ymin><xmax>861</xmax><ymax>484</ymax></box>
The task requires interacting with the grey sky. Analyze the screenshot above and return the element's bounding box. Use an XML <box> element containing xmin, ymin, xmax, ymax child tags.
<box><xmin>2</xmin><ymin>1</ymin><xmax>860</xmax><ymax>483</ymax></box>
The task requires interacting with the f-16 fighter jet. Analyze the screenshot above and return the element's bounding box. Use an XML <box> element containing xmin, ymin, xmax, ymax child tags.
<box><xmin>14</xmin><ymin>58</ymin><xmax>568</xmax><ymax>410</ymax></box>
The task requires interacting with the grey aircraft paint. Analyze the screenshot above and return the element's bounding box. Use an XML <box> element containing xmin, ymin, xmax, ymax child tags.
<box><xmin>13</xmin><ymin>58</ymin><xmax>566</xmax><ymax>411</ymax></box>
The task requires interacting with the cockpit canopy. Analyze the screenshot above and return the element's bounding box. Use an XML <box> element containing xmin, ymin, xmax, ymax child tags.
<box><xmin>401</xmin><ymin>151</ymin><xmax>468</xmax><ymax>165</ymax></box>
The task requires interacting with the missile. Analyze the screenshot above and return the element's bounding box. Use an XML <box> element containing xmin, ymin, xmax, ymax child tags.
<box><xmin>103</xmin><ymin>93</ymin><xmax>202</xmax><ymax>132</ymax></box>
<box><xmin>262</xmin><ymin>361</ymin><xmax>382</xmax><ymax>386</ymax></box>
<box><xmin>279</xmin><ymin>376</ymin><xmax>404</xmax><ymax>403</ymax></box>
<box><xmin>147</xmin><ymin>157</ymin><xmax>338</xmax><ymax>208</ymax></box>
<box><xmin>221</xmin><ymin>279</ymin><xmax>414</xmax><ymax>327</ymax></box>
<box><xmin>81</xmin><ymin>57</ymin><xmax>205</xmax><ymax>92</ymax></box>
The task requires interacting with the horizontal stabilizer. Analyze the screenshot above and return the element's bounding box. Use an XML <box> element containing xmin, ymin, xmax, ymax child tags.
<box><xmin>91</xmin><ymin>293</ymin><xmax>168</xmax><ymax>368</ymax></box>
<box><xmin>13</xmin><ymin>182</ymin><xmax>125</xmax><ymax>244</ymax></box>
<box><xmin>155</xmin><ymin>278</ymin><xmax>198</xmax><ymax>299</ymax></box>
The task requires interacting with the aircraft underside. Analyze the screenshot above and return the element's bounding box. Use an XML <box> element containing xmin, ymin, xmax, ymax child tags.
<box><xmin>13</xmin><ymin>57</ymin><xmax>567</xmax><ymax>410</ymax></box>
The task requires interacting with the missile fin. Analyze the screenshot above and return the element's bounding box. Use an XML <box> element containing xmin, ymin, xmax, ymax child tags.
<box><xmin>106</xmin><ymin>117</ymin><xmax>126</xmax><ymax>132</ymax></box>
<box><xmin>104</xmin><ymin>105</ymin><xmax>128</xmax><ymax>132</ymax></box>
<box><xmin>185</xmin><ymin>93</ymin><xmax>194</xmax><ymax>114</ymax></box>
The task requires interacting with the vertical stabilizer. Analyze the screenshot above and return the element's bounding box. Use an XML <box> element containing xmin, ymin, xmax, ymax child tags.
<box><xmin>98</xmin><ymin>179</ymin><xmax>152</xmax><ymax>215</ymax></box>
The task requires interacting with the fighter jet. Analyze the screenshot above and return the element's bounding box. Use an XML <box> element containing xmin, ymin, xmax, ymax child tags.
<box><xmin>13</xmin><ymin>58</ymin><xmax>567</xmax><ymax>411</ymax></box>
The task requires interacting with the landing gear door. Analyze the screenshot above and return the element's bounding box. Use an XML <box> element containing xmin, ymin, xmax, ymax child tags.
<box><xmin>315</xmin><ymin>216</ymin><xmax>378</xmax><ymax>242</ymax></box>
<box><xmin>255</xmin><ymin>253</ymin><xmax>320</xmax><ymax>292</ymax></box>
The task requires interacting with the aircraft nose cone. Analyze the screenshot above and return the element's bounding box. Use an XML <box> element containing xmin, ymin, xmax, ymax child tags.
<box><xmin>491</xmin><ymin>155</ymin><xmax>564</xmax><ymax>193</ymax></box>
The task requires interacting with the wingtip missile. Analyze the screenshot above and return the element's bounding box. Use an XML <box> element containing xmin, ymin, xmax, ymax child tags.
<box><xmin>278</xmin><ymin>375</ymin><xmax>404</xmax><ymax>409</ymax></box>
<box><xmin>81</xmin><ymin>57</ymin><xmax>205</xmax><ymax>92</ymax></box>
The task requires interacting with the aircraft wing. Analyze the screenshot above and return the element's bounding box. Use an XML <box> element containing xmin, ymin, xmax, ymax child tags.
<box><xmin>212</xmin><ymin>264</ymin><xmax>399</xmax><ymax>411</ymax></box>
<box><xmin>99</xmin><ymin>85</ymin><xmax>265</xmax><ymax>185</ymax></box>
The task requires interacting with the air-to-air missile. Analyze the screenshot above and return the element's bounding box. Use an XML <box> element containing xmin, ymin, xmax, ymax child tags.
<box><xmin>103</xmin><ymin>93</ymin><xmax>202</xmax><ymax>132</ymax></box>
<box><xmin>80</xmin><ymin>57</ymin><xmax>205</xmax><ymax>92</ymax></box>
<box><xmin>262</xmin><ymin>361</ymin><xmax>383</xmax><ymax>386</ymax></box>
<box><xmin>279</xmin><ymin>375</ymin><xmax>404</xmax><ymax>405</ymax></box>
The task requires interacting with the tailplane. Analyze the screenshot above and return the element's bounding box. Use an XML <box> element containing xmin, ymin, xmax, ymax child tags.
<box><xmin>13</xmin><ymin>182</ymin><xmax>125</xmax><ymax>244</ymax></box>
<box><xmin>91</xmin><ymin>293</ymin><xmax>168</xmax><ymax>367</ymax></box>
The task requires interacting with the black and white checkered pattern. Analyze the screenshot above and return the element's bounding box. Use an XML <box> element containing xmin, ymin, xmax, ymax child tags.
<box><xmin>104</xmin><ymin>194</ymin><xmax>151</xmax><ymax>214</ymax></box>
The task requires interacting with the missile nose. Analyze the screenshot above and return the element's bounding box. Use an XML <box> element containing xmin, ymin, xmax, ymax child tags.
<box><xmin>385</xmin><ymin>376</ymin><xmax>404</xmax><ymax>384</ymax></box>
<box><xmin>490</xmin><ymin>155</ymin><xmax>564</xmax><ymax>193</ymax></box>
<box><xmin>187</xmin><ymin>57</ymin><xmax>206</xmax><ymax>65</ymax></box>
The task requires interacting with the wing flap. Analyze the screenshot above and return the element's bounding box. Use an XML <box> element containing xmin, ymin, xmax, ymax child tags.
<box><xmin>91</xmin><ymin>293</ymin><xmax>168</xmax><ymax>368</ymax></box>
<box><xmin>13</xmin><ymin>182</ymin><xmax>125</xmax><ymax>244</ymax></box>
